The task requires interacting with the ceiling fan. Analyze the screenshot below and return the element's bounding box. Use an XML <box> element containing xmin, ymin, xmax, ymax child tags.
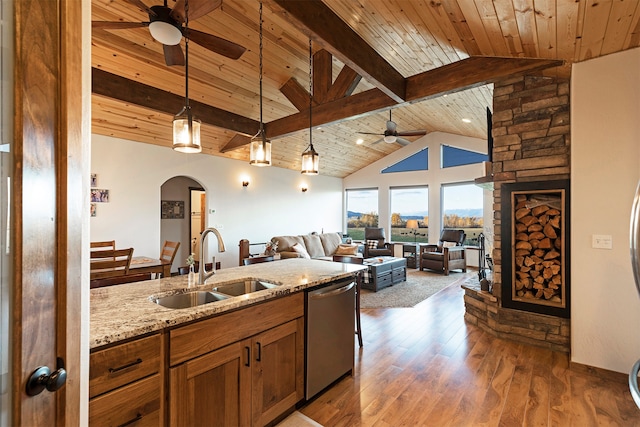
<box><xmin>92</xmin><ymin>0</ymin><xmax>246</xmax><ymax>66</ymax></box>
<box><xmin>358</xmin><ymin>110</ymin><xmax>427</xmax><ymax>146</ymax></box>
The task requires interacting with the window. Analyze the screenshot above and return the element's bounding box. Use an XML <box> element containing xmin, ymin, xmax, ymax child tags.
<box><xmin>441</xmin><ymin>145</ymin><xmax>488</xmax><ymax>168</ymax></box>
<box><xmin>381</xmin><ymin>148</ymin><xmax>428</xmax><ymax>173</ymax></box>
<box><xmin>346</xmin><ymin>189</ymin><xmax>378</xmax><ymax>241</ymax></box>
<box><xmin>442</xmin><ymin>183</ymin><xmax>483</xmax><ymax>245</ymax></box>
<box><xmin>390</xmin><ymin>186</ymin><xmax>428</xmax><ymax>243</ymax></box>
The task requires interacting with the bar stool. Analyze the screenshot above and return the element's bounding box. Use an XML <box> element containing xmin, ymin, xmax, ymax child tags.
<box><xmin>332</xmin><ymin>255</ymin><xmax>364</xmax><ymax>347</ymax></box>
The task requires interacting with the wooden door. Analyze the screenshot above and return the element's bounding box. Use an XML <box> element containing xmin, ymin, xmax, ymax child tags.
<box><xmin>251</xmin><ymin>318</ymin><xmax>305</xmax><ymax>426</ymax></box>
<box><xmin>169</xmin><ymin>340</ymin><xmax>251</xmax><ymax>426</ymax></box>
<box><xmin>10</xmin><ymin>0</ymin><xmax>84</xmax><ymax>425</ymax></box>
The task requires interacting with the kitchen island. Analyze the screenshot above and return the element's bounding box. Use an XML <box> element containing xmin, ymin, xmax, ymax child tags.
<box><xmin>89</xmin><ymin>258</ymin><xmax>365</xmax><ymax>427</ymax></box>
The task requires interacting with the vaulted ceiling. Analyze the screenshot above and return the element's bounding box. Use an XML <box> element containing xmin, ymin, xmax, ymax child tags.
<box><xmin>91</xmin><ymin>0</ymin><xmax>640</xmax><ymax>178</ymax></box>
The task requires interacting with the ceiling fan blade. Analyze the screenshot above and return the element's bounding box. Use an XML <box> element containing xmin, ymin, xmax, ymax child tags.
<box><xmin>386</xmin><ymin>120</ymin><xmax>397</xmax><ymax>133</ymax></box>
<box><xmin>357</xmin><ymin>131</ymin><xmax>384</xmax><ymax>136</ymax></box>
<box><xmin>171</xmin><ymin>0</ymin><xmax>222</xmax><ymax>23</ymax></box>
<box><xmin>92</xmin><ymin>21</ymin><xmax>149</xmax><ymax>30</ymax></box>
<box><xmin>397</xmin><ymin>130</ymin><xmax>427</xmax><ymax>136</ymax></box>
<box><xmin>124</xmin><ymin>0</ymin><xmax>156</xmax><ymax>16</ymax></box>
<box><xmin>163</xmin><ymin>44</ymin><xmax>185</xmax><ymax>66</ymax></box>
<box><xmin>371</xmin><ymin>138</ymin><xmax>384</xmax><ymax>145</ymax></box>
<box><xmin>185</xmin><ymin>28</ymin><xmax>246</xmax><ymax>60</ymax></box>
<box><xmin>396</xmin><ymin>138</ymin><xmax>411</xmax><ymax>146</ymax></box>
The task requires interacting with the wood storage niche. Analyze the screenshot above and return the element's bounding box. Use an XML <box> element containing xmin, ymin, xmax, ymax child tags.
<box><xmin>501</xmin><ymin>180</ymin><xmax>570</xmax><ymax>318</ymax></box>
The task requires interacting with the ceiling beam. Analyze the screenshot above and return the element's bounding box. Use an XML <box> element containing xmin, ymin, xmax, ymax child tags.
<box><xmin>406</xmin><ymin>56</ymin><xmax>565</xmax><ymax>100</ymax></box>
<box><xmin>266</xmin><ymin>88</ymin><xmax>395</xmax><ymax>139</ymax></box>
<box><xmin>91</xmin><ymin>67</ymin><xmax>259</xmax><ymax>136</ymax></box>
<box><xmin>265</xmin><ymin>56</ymin><xmax>563</xmax><ymax>138</ymax></box>
<box><xmin>265</xmin><ymin>0</ymin><xmax>407</xmax><ymax>103</ymax></box>
<box><xmin>92</xmin><ymin>57</ymin><xmax>562</xmax><ymax>145</ymax></box>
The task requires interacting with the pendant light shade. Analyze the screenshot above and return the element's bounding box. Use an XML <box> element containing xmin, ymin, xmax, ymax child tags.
<box><xmin>173</xmin><ymin>106</ymin><xmax>201</xmax><ymax>153</ymax></box>
<box><xmin>301</xmin><ymin>144</ymin><xmax>319</xmax><ymax>175</ymax></box>
<box><xmin>301</xmin><ymin>38</ymin><xmax>319</xmax><ymax>175</ymax></box>
<box><xmin>172</xmin><ymin>0</ymin><xmax>201</xmax><ymax>153</ymax></box>
<box><xmin>250</xmin><ymin>1</ymin><xmax>271</xmax><ymax>166</ymax></box>
<box><xmin>249</xmin><ymin>130</ymin><xmax>271</xmax><ymax>166</ymax></box>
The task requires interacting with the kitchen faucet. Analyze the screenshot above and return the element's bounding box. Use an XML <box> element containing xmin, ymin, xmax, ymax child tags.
<box><xmin>198</xmin><ymin>227</ymin><xmax>226</xmax><ymax>284</ymax></box>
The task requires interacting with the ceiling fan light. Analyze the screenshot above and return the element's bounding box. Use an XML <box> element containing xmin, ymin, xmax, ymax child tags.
<box><xmin>173</xmin><ymin>106</ymin><xmax>202</xmax><ymax>153</ymax></box>
<box><xmin>384</xmin><ymin>135</ymin><xmax>397</xmax><ymax>143</ymax></box>
<box><xmin>249</xmin><ymin>130</ymin><xmax>272</xmax><ymax>166</ymax></box>
<box><xmin>149</xmin><ymin>20</ymin><xmax>182</xmax><ymax>45</ymax></box>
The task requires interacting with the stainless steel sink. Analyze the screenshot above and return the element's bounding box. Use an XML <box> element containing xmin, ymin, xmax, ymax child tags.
<box><xmin>154</xmin><ymin>291</ymin><xmax>229</xmax><ymax>309</ymax></box>
<box><xmin>213</xmin><ymin>280</ymin><xmax>279</xmax><ymax>296</ymax></box>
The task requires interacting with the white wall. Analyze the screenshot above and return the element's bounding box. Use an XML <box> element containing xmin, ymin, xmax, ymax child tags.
<box><xmin>343</xmin><ymin>132</ymin><xmax>492</xmax><ymax>245</ymax></box>
<box><xmin>571</xmin><ymin>47</ymin><xmax>640</xmax><ymax>373</ymax></box>
<box><xmin>91</xmin><ymin>135</ymin><xmax>343</xmax><ymax>268</ymax></box>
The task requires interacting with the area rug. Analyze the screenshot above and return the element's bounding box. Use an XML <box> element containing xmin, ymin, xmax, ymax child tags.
<box><xmin>359</xmin><ymin>269</ymin><xmax>470</xmax><ymax>308</ymax></box>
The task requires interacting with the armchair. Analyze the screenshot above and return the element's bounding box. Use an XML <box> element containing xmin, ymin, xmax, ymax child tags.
<box><xmin>363</xmin><ymin>227</ymin><xmax>393</xmax><ymax>258</ymax></box>
<box><xmin>419</xmin><ymin>229</ymin><xmax>467</xmax><ymax>275</ymax></box>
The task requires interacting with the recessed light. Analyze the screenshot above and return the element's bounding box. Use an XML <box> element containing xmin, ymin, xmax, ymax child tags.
<box><xmin>356</xmin><ymin>138</ymin><xmax>364</xmax><ymax>145</ymax></box>
<box><xmin>462</xmin><ymin>118</ymin><xmax>471</xmax><ymax>123</ymax></box>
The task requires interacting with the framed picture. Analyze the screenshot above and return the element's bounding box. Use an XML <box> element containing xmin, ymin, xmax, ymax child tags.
<box><xmin>90</xmin><ymin>203</ymin><xmax>97</xmax><ymax>217</ymax></box>
<box><xmin>90</xmin><ymin>173</ymin><xmax>97</xmax><ymax>188</ymax></box>
<box><xmin>91</xmin><ymin>189</ymin><xmax>109</xmax><ymax>203</ymax></box>
<box><xmin>161</xmin><ymin>200</ymin><xmax>185</xmax><ymax>219</ymax></box>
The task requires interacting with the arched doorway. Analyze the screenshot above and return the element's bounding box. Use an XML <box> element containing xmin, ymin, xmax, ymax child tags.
<box><xmin>160</xmin><ymin>176</ymin><xmax>205</xmax><ymax>274</ymax></box>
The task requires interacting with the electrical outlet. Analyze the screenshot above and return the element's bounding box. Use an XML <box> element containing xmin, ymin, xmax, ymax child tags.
<box><xmin>592</xmin><ymin>234</ymin><xmax>612</xmax><ymax>249</ymax></box>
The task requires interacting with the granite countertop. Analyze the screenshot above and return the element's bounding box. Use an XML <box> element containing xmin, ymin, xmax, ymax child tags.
<box><xmin>90</xmin><ymin>258</ymin><xmax>366</xmax><ymax>349</ymax></box>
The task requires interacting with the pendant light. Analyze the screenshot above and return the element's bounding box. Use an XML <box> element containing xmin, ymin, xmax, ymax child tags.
<box><xmin>301</xmin><ymin>38</ymin><xmax>319</xmax><ymax>175</ymax></box>
<box><xmin>172</xmin><ymin>0</ymin><xmax>201</xmax><ymax>153</ymax></box>
<box><xmin>249</xmin><ymin>1</ymin><xmax>272</xmax><ymax>166</ymax></box>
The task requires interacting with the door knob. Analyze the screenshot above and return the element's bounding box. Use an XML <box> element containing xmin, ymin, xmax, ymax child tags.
<box><xmin>26</xmin><ymin>358</ymin><xmax>67</xmax><ymax>396</ymax></box>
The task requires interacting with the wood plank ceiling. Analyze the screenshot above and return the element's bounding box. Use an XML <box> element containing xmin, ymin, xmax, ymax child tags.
<box><xmin>91</xmin><ymin>0</ymin><xmax>640</xmax><ymax>178</ymax></box>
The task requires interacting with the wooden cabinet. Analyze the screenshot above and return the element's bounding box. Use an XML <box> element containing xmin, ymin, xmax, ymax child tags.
<box><xmin>89</xmin><ymin>333</ymin><xmax>164</xmax><ymax>426</ymax></box>
<box><xmin>169</xmin><ymin>293</ymin><xmax>305</xmax><ymax>427</ymax></box>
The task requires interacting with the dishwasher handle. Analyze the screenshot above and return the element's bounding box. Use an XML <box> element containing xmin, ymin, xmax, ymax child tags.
<box><xmin>309</xmin><ymin>282</ymin><xmax>354</xmax><ymax>300</ymax></box>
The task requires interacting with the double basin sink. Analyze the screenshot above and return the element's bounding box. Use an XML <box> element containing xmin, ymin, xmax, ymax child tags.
<box><xmin>154</xmin><ymin>279</ymin><xmax>280</xmax><ymax>310</ymax></box>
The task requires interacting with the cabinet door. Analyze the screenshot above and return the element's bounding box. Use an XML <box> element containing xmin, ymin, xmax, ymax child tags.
<box><xmin>169</xmin><ymin>340</ymin><xmax>251</xmax><ymax>427</ymax></box>
<box><xmin>251</xmin><ymin>318</ymin><xmax>305</xmax><ymax>426</ymax></box>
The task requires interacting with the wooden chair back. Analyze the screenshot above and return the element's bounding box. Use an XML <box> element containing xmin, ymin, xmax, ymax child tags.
<box><xmin>90</xmin><ymin>248</ymin><xmax>133</xmax><ymax>280</ymax></box>
<box><xmin>242</xmin><ymin>255</ymin><xmax>275</xmax><ymax>266</ymax></box>
<box><xmin>160</xmin><ymin>240</ymin><xmax>181</xmax><ymax>264</ymax></box>
<box><xmin>90</xmin><ymin>240</ymin><xmax>115</xmax><ymax>250</ymax></box>
<box><xmin>332</xmin><ymin>255</ymin><xmax>364</xmax><ymax>264</ymax></box>
<box><xmin>90</xmin><ymin>273</ymin><xmax>151</xmax><ymax>289</ymax></box>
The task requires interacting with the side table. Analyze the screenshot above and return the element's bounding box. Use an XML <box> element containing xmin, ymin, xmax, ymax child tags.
<box><xmin>402</xmin><ymin>243</ymin><xmax>420</xmax><ymax>269</ymax></box>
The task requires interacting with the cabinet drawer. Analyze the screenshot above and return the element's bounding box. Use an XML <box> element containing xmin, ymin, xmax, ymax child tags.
<box><xmin>392</xmin><ymin>268</ymin><xmax>406</xmax><ymax>282</ymax></box>
<box><xmin>90</xmin><ymin>334</ymin><xmax>161</xmax><ymax>398</ymax></box>
<box><xmin>90</xmin><ymin>373</ymin><xmax>161</xmax><ymax>426</ymax></box>
<box><xmin>377</xmin><ymin>272</ymin><xmax>393</xmax><ymax>288</ymax></box>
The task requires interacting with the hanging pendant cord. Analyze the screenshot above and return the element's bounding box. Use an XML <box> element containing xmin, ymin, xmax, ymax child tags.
<box><xmin>309</xmin><ymin>37</ymin><xmax>313</xmax><ymax>149</ymax></box>
<box><xmin>185</xmin><ymin>0</ymin><xmax>190</xmax><ymax>108</ymax></box>
<box><xmin>259</xmin><ymin>1</ymin><xmax>266</xmax><ymax>147</ymax></box>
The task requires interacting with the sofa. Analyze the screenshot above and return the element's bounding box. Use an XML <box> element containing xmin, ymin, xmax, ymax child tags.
<box><xmin>271</xmin><ymin>232</ymin><xmax>361</xmax><ymax>260</ymax></box>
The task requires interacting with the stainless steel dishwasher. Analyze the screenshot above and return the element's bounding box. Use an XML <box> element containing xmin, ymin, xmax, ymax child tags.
<box><xmin>306</xmin><ymin>277</ymin><xmax>356</xmax><ymax>399</ymax></box>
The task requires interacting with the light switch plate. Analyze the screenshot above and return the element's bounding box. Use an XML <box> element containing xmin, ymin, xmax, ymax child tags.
<box><xmin>592</xmin><ymin>234</ymin><xmax>613</xmax><ymax>249</ymax></box>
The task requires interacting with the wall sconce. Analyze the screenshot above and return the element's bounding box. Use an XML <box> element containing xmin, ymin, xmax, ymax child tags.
<box><xmin>301</xmin><ymin>186</ymin><xmax>308</xmax><ymax>193</ymax></box>
<box><xmin>242</xmin><ymin>180</ymin><xmax>249</xmax><ymax>188</ymax></box>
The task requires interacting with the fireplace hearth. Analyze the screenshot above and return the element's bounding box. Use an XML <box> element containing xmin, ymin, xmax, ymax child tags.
<box><xmin>501</xmin><ymin>180</ymin><xmax>570</xmax><ymax>318</ymax></box>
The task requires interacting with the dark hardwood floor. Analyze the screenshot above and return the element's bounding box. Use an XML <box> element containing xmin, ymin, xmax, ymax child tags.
<box><xmin>299</xmin><ymin>273</ymin><xmax>640</xmax><ymax>426</ymax></box>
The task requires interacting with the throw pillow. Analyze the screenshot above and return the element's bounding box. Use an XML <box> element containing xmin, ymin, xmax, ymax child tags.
<box><xmin>335</xmin><ymin>244</ymin><xmax>358</xmax><ymax>256</ymax></box>
<box><xmin>442</xmin><ymin>241</ymin><xmax>457</xmax><ymax>248</ymax></box>
<box><xmin>366</xmin><ymin>239</ymin><xmax>379</xmax><ymax>250</ymax></box>
<box><xmin>291</xmin><ymin>243</ymin><xmax>311</xmax><ymax>259</ymax></box>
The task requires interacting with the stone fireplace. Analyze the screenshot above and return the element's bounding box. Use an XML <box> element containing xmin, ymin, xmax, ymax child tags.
<box><xmin>463</xmin><ymin>75</ymin><xmax>571</xmax><ymax>352</ymax></box>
